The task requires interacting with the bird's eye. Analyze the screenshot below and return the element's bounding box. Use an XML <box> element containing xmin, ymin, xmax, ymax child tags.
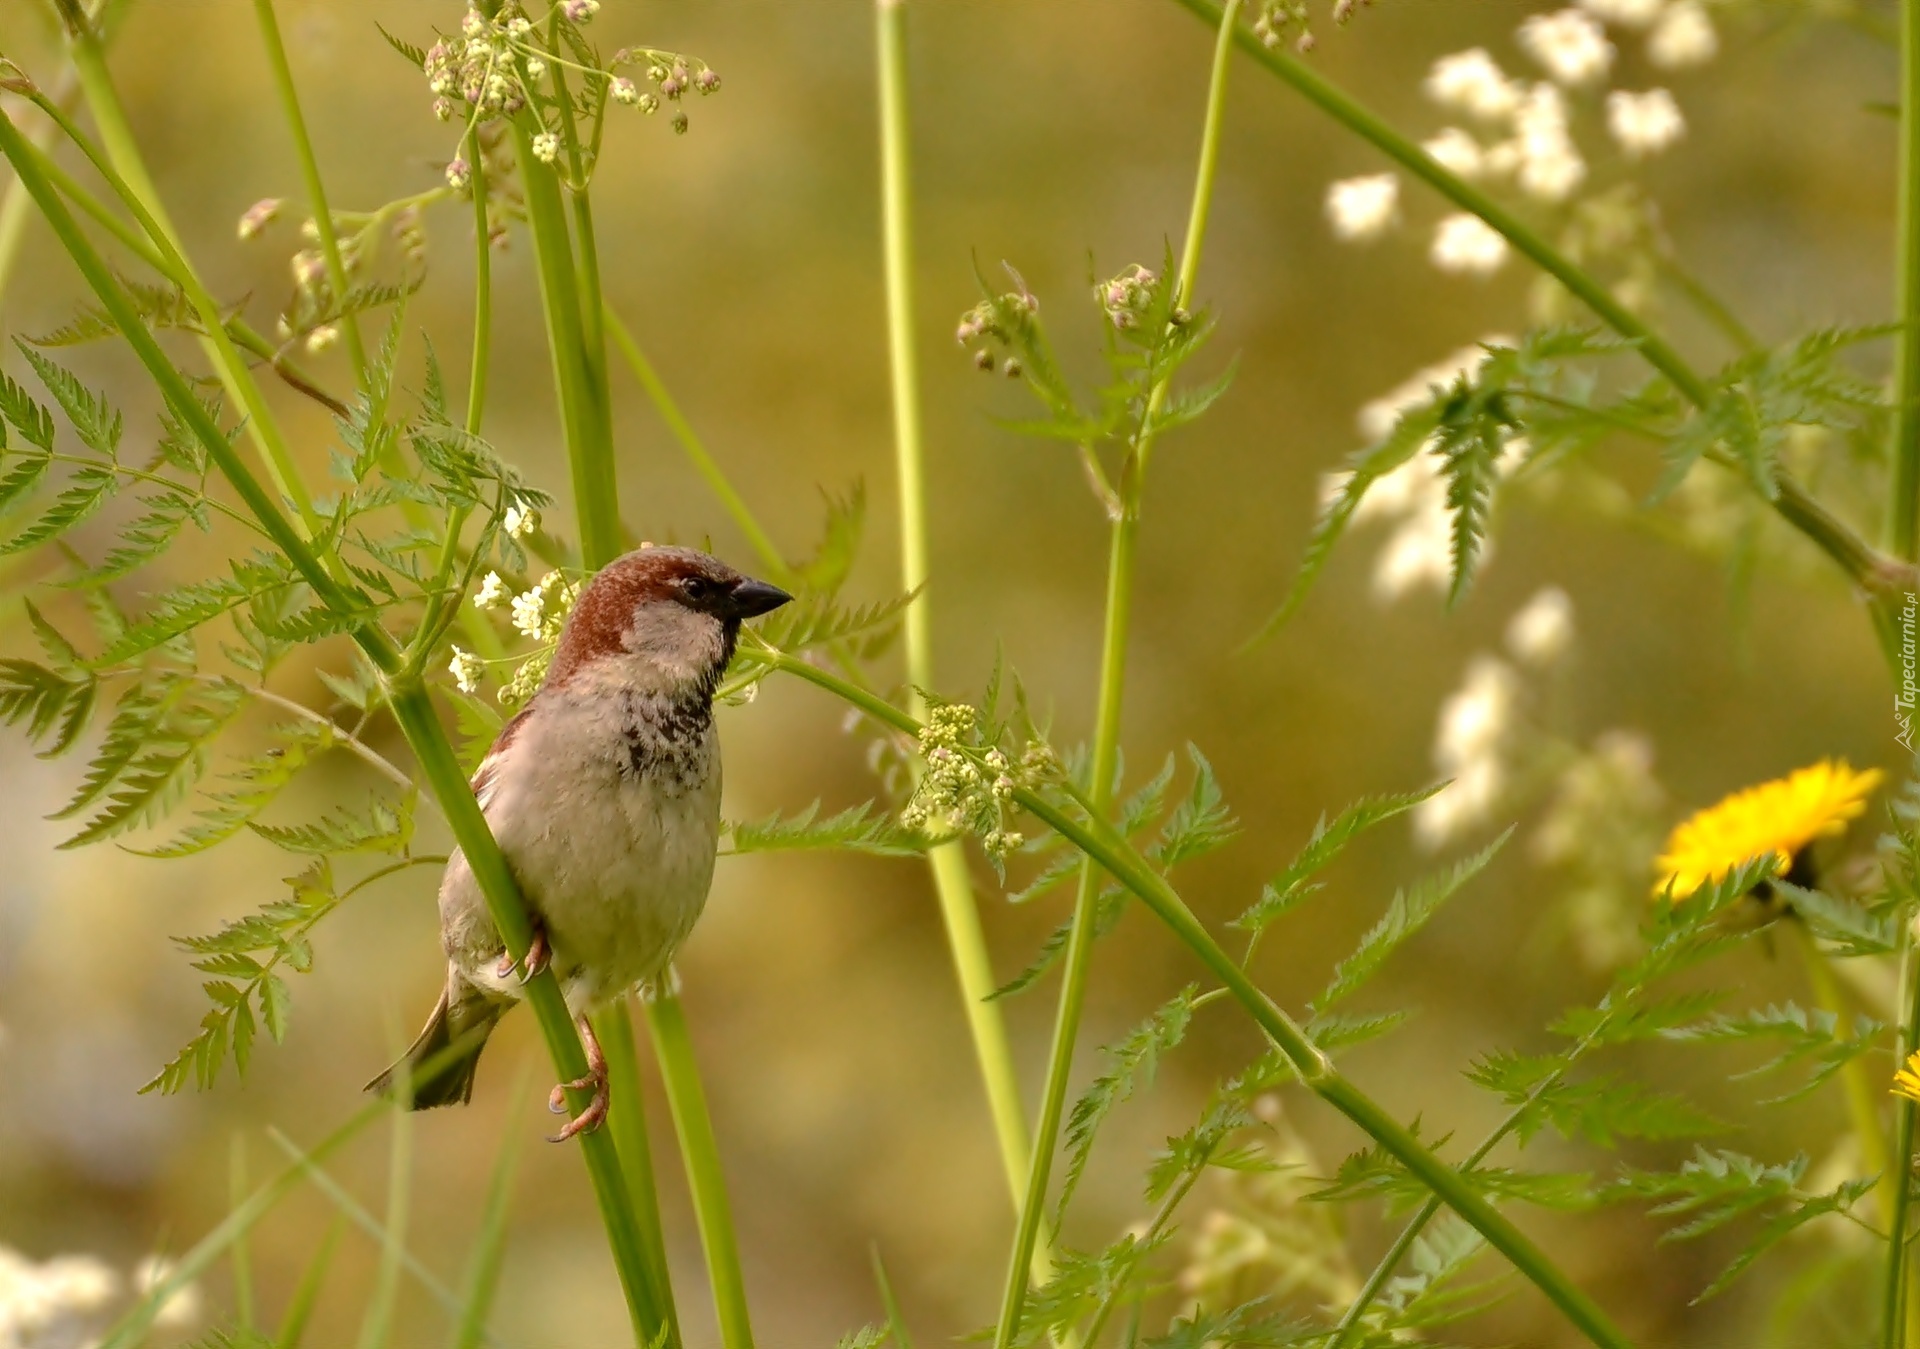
<box><xmin>680</xmin><ymin>576</ymin><xmax>709</xmax><ymax>601</ymax></box>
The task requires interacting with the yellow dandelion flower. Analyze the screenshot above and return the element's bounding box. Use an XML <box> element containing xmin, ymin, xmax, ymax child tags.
<box><xmin>1895</xmin><ymin>1050</ymin><xmax>1920</xmax><ymax>1105</ymax></box>
<box><xmin>1653</xmin><ymin>758</ymin><xmax>1883</xmax><ymax>899</ymax></box>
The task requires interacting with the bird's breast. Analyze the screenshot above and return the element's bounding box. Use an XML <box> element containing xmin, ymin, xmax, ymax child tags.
<box><xmin>451</xmin><ymin>676</ymin><xmax>723</xmax><ymax>1008</ymax></box>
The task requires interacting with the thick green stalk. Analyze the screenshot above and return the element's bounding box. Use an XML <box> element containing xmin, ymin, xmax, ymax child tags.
<box><xmin>466</xmin><ymin>133</ymin><xmax>493</xmax><ymax>437</ymax></box>
<box><xmin>56</xmin><ymin>6</ymin><xmax>320</xmax><ymax>531</ymax></box>
<box><xmin>606</xmin><ymin>312</ymin><xmax>789</xmax><ymax>580</ymax></box>
<box><xmin>1166</xmin><ymin>0</ymin><xmax>1888</xmax><ymax>595</ymax></box>
<box><xmin>875</xmin><ymin>0</ymin><xmax>1042</xmax><ymax>1242</ymax></box>
<box><xmin>251</xmin><ymin>0</ymin><xmax>368</xmax><ymax>383</ymax></box>
<box><xmin>599</xmin><ymin>1007</ymin><xmax>681</xmax><ymax>1348</ymax></box>
<box><xmin>645</xmin><ymin>991</ymin><xmax>755</xmax><ymax>1349</ymax></box>
<box><xmin>0</xmin><ymin>113</ymin><xmax>665</xmax><ymax>1344</ymax></box>
<box><xmin>995</xmin><ymin>5</ymin><xmax>1238</xmax><ymax>1340</ymax></box>
<box><xmin>1886</xmin><ymin>922</ymin><xmax>1920</xmax><ymax>1348</ymax></box>
<box><xmin>761</xmin><ymin>648</ymin><xmax>1632</xmax><ymax>1349</ymax></box>
<box><xmin>514</xmin><ymin>122</ymin><xmax>621</xmax><ymax>563</ymax></box>
<box><xmin>1894</xmin><ymin>0</ymin><xmax>1920</xmax><ymax>560</ymax></box>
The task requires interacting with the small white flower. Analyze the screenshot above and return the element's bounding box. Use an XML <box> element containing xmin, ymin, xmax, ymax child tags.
<box><xmin>449</xmin><ymin>646</ymin><xmax>484</xmax><ymax>693</ymax></box>
<box><xmin>1506</xmin><ymin>586</ymin><xmax>1575</xmax><ymax>665</ymax></box>
<box><xmin>531</xmin><ymin>132</ymin><xmax>560</xmax><ymax>164</ymax></box>
<box><xmin>1517</xmin><ymin>9</ymin><xmax>1616</xmax><ymax>86</ymax></box>
<box><xmin>474</xmin><ymin>571</ymin><xmax>509</xmax><ymax>609</ymax></box>
<box><xmin>290</xmin><ymin>249</ymin><xmax>325</xmax><ymax>289</ymax></box>
<box><xmin>305</xmin><ymin>324</ymin><xmax>339</xmax><ymax>354</ymax></box>
<box><xmin>1414</xmin><ymin>756</ymin><xmax>1505</xmax><ymax>848</ymax></box>
<box><xmin>504</xmin><ymin>503</ymin><xmax>539</xmax><ymax>539</ymax></box>
<box><xmin>1422</xmin><ymin>127</ymin><xmax>1485</xmax><ymax>180</ymax></box>
<box><xmin>612</xmin><ymin>76</ymin><xmax>641</xmax><ymax>105</ymax></box>
<box><xmin>525</xmin><ymin>55</ymin><xmax>547</xmax><ymax>79</ymax></box>
<box><xmin>1436</xmin><ymin>656</ymin><xmax>1520</xmax><ymax>769</ymax></box>
<box><xmin>1373</xmin><ymin>507</ymin><xmax>1453</xmax><ymax>600</ymax></box>
<box><xmin>507</xmin><ymin>16</ymin><xmax>532</xmax><ymax>38</ymax></box>
<box><xmin>1576</xmin><ymin>0</ymin><xmax>1666</xmax><ymax>28</ymax></box>
<box><xmin>445</xmin><ymin>157</ymin><xmax>472</xmax><ymax>191</ymax></box>
<box><xmin>1648</xmin><ymin>0</ymin><xmax>1716</xmax><ymax>66</ymax></box>
<box><xmin>462</xmin><ymin>8</ymin><xmax>486</xmax><ymax>38</ymax></box>
<box><xmin>1424</xmin><ymin>48</ymin><xmax>1522</xmax><ymax>120</ymax></box>
<box><xmin>511</xmin><ymin>588</ymin><xmax>546</xmax><ymax>639</ymax></box>
<box><xmin>1607</xmin><ymin>88</ymin><xmax>1685</xmax><ymax>157</ymax></box>
<box><xmin>1514</xmin><ymin>84</ymin><xmax>1586</xmax><ymax>201</ymax></box>
<box><xmin>1430</xmin><ymin>213</ymin><xmax>1509</xmax><ymax>276</ymax></box>
<box><xmin>1324</xmin><ymin>173</ymin><xmax>1399</xmax><ymax>241</ymax></box>
<box><xmin>563</xmin><ymin>0</ymin><xmax>599</xmax><ymax>20</ymax></box>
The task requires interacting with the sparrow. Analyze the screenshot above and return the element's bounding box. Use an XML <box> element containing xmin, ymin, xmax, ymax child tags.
<box><xmin>368</xmin><ymin>546</ymin><xmax>791</xmax><ymax>1140</ymax></box>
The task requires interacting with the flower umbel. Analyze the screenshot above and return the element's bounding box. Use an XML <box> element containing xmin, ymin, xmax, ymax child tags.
<box><xmin>1653</xmin><ymin>759</ymin><xmax>1885</xmax><ymax>898</ymax></box>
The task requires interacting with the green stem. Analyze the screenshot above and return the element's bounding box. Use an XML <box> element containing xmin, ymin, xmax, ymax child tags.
<box><xmin>514</xmin><ymin>130</ymin><xmax>618</xmax><ymax>563</ymax></box>
<box><xmin>1886</xmin><ymin>916</ymin><xmax>1920</xmax><ymax>1349</ymax></box>
<box><xmin>55</xmin><ymin>8</ymin><xmax>321</xmax><ymax>533</ymax></box>
<box><xmin>251</xmin><ymin>0</ymin><xmax>368</xmax><ymax>384</ymax></box>
<box><xmin>466</xmin><ymin>132</ymin><xmax>492</xmax><ymax>437</ymax></box>
<box><xmin>995</xmin><ymin>5</ymin><xmax>1238</xmax><ymax>1341</ymax></box>
<box><xmin>606</xmin><ymin>311</ymin><xmax>790</xmax><ymax>582</ymax></box>
<box><xmin>874</xmin><ymin>0</ymin><xmax>1044</xmax><ymax>1255</ymax></box>
<box><xmin>761</xmin><ymin>646</ymin><xmax>1632</xmax><ymax>1349</ymax></box>
<box><xmin>1894</xmin><ymin>0</ymin><xmax>1920</xmax><ymax>561</ymax></box>
<box><xmin>599</xmin><ymin>1005</ymin><xmax>681</xmax><ymax>1349</ymax></box>
<box><xmin>645</xmin><ymin>989</ymin><xmax>756</xmax><ymax>1349</ymax></box>
<box><xmin>1165</xmin><ymin>0</ymin><xmax>1889</xmax><ymax>594</ymax></box>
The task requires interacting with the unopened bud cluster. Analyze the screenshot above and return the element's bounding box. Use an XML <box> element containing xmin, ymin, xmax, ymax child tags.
<box><xmin>954</xmin><ymin>289</ymin><xmax>1035</xmax><ymax>378</ymax></box>
<box><xmin>1249</xmin><ymin>0</ymin><xmax>1347</xmax><ymax>54</ymax></box>
<box><xmin>424</xmin><ymin>6</ymin><xmax>721</xmax><ymax>190</ymax></box>
<box><xmin>1097</xmin><ymin>264</ymin><xmax>1160</xmax><ymax>331</ymax></box>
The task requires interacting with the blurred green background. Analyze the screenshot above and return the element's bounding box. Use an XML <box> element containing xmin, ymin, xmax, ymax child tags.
<box><xmin>0</xmin><ymin>1</ymin><xmax>1901</xmax><ymax>1344</ymax></box>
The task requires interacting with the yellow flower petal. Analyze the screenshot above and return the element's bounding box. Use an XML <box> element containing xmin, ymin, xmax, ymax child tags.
<box><xmin>1653</xmin><ymin>759</ymin><xmax>1883</xmax><ymax>900</ymax></box>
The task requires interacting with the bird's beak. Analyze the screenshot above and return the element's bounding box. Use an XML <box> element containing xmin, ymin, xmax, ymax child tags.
<box><xmin>727</xmin><ymin>576</ymin><xmax>793</xmax><ymax>619</ymax></box>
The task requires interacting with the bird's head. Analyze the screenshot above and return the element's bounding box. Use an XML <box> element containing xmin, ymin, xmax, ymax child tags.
<box><xmin>544</xmin><ymin>546</ymin><xmax>791</xmax><ymax>697</ymax></box>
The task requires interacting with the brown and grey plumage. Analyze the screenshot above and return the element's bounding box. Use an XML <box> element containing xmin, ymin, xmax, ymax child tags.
<box><xmin>368</xmin><ymin>546</ymin><xmax>791</xmax><ymax>1136</ymax></box>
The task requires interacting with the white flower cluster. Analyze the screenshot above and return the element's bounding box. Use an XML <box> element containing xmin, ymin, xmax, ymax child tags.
<box><xmin>1413</xmin><ymin>587</ymin><xmax>1578</xmax><ymax>848</ymax></box>
<box><xmin>509</xmin><ymin>570</ymin><xmax>579</xmax><ymax>642</ymax></box>
<box><xmin>0</xmin><ymin>1247</ymin><xmax>200</xmax><ymax>1349</ymax></box>
<box><xmin>460</xmin><ymin>568</ymin><xmax>583</xmax><ymax>705</ymax></box>
<box><xmin>1324</xmin><ymin>0</ymin><xmax>1714</xmax><ymax>271</ymax></box>
<box><xmin>900</xmin><ymin>705</ymin><xmax>1045</xmax><ymax>859</ymax></box>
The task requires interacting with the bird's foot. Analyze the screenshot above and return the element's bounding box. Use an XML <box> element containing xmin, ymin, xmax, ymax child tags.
<box><xmin>496</xmin><ymin>922</ymin><xmax>551</xmax><ymax>986</ymax></box>
<box><xmin>546</xmin><ymin>1014</ymin><xmax>609</xmax><ymax>1143</ymax></box>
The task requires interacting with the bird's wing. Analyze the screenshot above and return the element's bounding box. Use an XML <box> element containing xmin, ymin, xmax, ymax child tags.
<box><xmin>471</xmin><ymin>705</ymin><xmax>534</xmax><ymax>812</ymax></box>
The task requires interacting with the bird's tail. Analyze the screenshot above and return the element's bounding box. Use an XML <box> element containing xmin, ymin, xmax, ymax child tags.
<box><xmin>365</xmin><ymin>974</ymin><xmax>508</xmax><ymax>1109</ymax></box>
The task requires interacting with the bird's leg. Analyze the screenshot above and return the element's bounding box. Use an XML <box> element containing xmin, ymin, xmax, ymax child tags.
<box><xmin>545</xmin><ymin>1013</ymin><xmax>610</xmax><ymax>1143</ymax></box>
<box><xmin>495</xmin><ymin>920</ymin><xmax>551</xmax><ymax>985</ymax></box>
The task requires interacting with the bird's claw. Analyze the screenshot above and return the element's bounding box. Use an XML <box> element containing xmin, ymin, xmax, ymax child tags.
<box><xmin>546</xmin><ymin>1013</ymin><xmax>609</xmax><ymax>1144</ymax></box>
<box><xmin>496</xmin><ymin>924</ymin><xmax>551</xmax><ymax>985</ymax></box>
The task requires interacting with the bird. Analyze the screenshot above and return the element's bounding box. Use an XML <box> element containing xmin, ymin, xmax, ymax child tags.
<box><xmin>368</xmin><ymin>545</ymin><xmax>792</xmax><ymax>1140</ymax></box>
